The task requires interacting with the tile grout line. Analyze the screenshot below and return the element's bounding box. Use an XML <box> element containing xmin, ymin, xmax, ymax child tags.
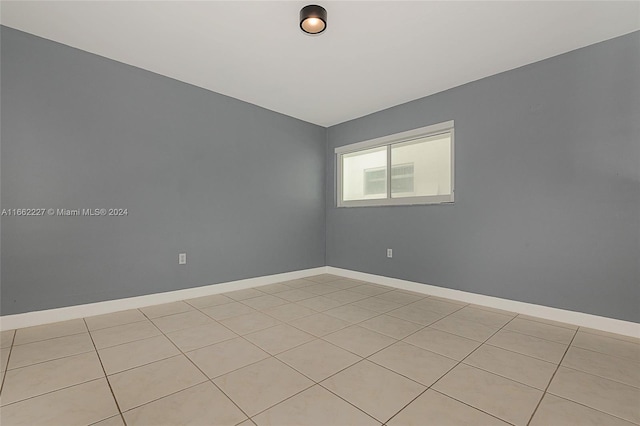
<box><xmin>386</xmin><ymin>312</ymin><xmax>523</xmax><ymax>425</ymax></box>
<box><xmin>306</xmin><ymin>300</ymin><xmax>471</xmax><ymax>424</ymax></box>
<box><xmin>0</xmin><ymin>330</ymin><xmax>17</xmax><ymax>396</ymax></box>
<box><xmin>197</xmin><ymin>282</ymin><xmax>405</xmax><ymax>423</ymax></box>
<box><xmin>10</xmin><ymin>329</ymin><xmax>88</xmax><ymax>348</ymax></box>
<box><xmin>378</xmin><ymin>304</ymin><xmax>512</xmax><ymax>425</ymax></box>
<box><xmin>82</xmin><ymin>318</ymin><xmax>128</xmax><ymax>426</ymax></box>
<box><xmin>557</xmin><ymin>364</ymin><xmax>640</xmax><ymax>390</ymax></box>
<box><xmin>525</xmin><ymin>326</ymin><xmax>579</xmax><ymax>426</ymax></box>
<box><xmin>139</xmin><ymin>306</ymin><xmax>258</xmax><ymax>423</ymax></box>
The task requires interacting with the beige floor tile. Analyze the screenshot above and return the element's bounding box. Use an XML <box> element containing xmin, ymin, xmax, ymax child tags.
<box><xmin>98</xmin><ymin>335</ymin><xmax>180</xmax><ymax>374</ymax></box>
<box><xmin>369</xmin><ymin>341</ymin><xmax>456</xmax><ymax>386</ymax></box>
<box><xmin>297</xmin><ymin>295</ymin><xmax>345</xmax><ymax>311</ymax></box>
<box><xmin>517</xmin><ymin>314</ymin><xmax>578</xmax><ymax>330</ymax></box>
<box><xmin>404</xmin><ymin>328</ymin><xmax>480</xmax><ymax>361</ymax></box>
<box><xmin>90</xmin><ymin>321</ymin><xmax>160</xmax><ymax>349</ymax></box>
<box><xmin>221</xmin><ymin>311</ymin><xmax>281</xmax><ymax>335</ymax></box>
<box><xmin>578</xmin><ymin>327</ymin><xmax>640</xmax><ymax>344</ymax></box>
<box><xmin>467</xmin><ymin>304</ymin><xmax>517</xmax><ymax>316</ymax></box>
<box><xmin>224</xmin><ymin>288</ymin><xmax>265</xmax><ymax>301</ymax></box>
<box><xmin>450</xmin><ymin>306</ymin><xmax>514</xmax><ymax>328</ymax></box>
<box><xmin>352</xmin><ymin>297</ymin><xmax>403</xmax><ymax>313</ymax></box>
<box><xmin>276</xmin><ymin>289</ymin><xmax>317</xmax><ymax>302</ymax></box>
<box><xmin>109</xmin><ymin>355</ymin><xmax>207</xmax><ymax>411</ymax></box>
<box><xmin>281</xmin><ymin>279</ymin><xmax>317</xmax><ymax>288</ymax></box>
<box><xmin>547</xmin><ymin>366</ymin><xmax>640</xmax><ymax>423</ymax></box>
<box><xmin>291</xmin><ymin>313</ymin><xmax>351</xmax><ymax>337</ymax></box>
<box><xmin>91</xmin><ymin>415</ymin><xmax>125</xmax><ymax>426</ymax></box>
<box><xmin>324</xmin><ymin>305</ymin><xmax>379</xmax><ymax>323</ymax></box>
<box><xmin>1</xmin><ymin>352</ymin><xmax>104</xmax><ymax>405</ymax></box>
<box><xmin>84</xmin><ymin>310</ymin><xmax>147</xmax><ymax>331</ymax></box>
<box><xmin>184</xmin><ymin>294</ymin><xmax>233</xmax><ymax>309</ymax></box>
<box><xmin>0</xmin><ymin>330</ymin><xmax>15</xmax><ymax>349</ymax></box>
<box><xmin>238</xmin><ymin>420</ymin><xmax>257</xmax><ymax>426</ymax></box>
<box><xmin>349</xmin><ymin>285</ymin><xmax>392</xmax><ymax>296</ymax></box>
<box><xmin>263</xmin><ymin>303</ymin><xmax>317</xmax><ymax>321</ymax></box>
<box><xmin>463</xmin><ymin>344</ymin><xmax>557</xmax><ymax>390</ymax></box>
<box><xmin>165</xmin><ymin>322</ymin><xmax>237</xmax><ymax>352</ymax></box>
<box><xmin>487</xmin><ymin>330</ymin><xmax>568</xmax><ymax>363</ymax></box>
<box><xmin>359</xmin><ymin>315</ymin><xmax>423</xmax><ymax>339</ymax></box>
<box><xmin>303</xmin><ymin>283</ymin><xmax>342</xmax><ymax>296</ymax></box>
<box><xmin>324</xmin><ymin>325</ymin><xmax>396</xmax><ymax>357</ymax></box>
<box><xmin>433</xmin><ymin>364</ymin><xmax>543</xmax><ymax>426</ymax></box>
<box><xmin>409</xmin><ymin>298</ymin><xmax>464</xmax><ymax>315</ymax></box>
<box><xmin>214</xmin><ymin>357</ymin><xmax>313</xmax><ymax>416</ymax></box>
<box><xmin>200</xmin><ymin>302</ymin><xmax>256</xmax><ymax>320</ymax></box>
<box><xmin>304</xmin><ymin>274</ymin><xmax>342</xmax><ymax>284</ymax></box>
<box><xmin>325</xmin><ymin>278</ymin><xmax>366</xmax><ymax>289</ymax></box>
<box><xmin>572</xmin><ymin>331</ymin><xmax>640</xmax><ymax>362</ymax></box>
<box><xmin>431</xmin><ymin>316</ymin><xmax>499</xmax><ymax>342</ymax></box>
<box><xmin>429</xmin><ymin>295</ymin><xmax>467</xmax><ymax>306</ymax></box>
<box><xmin>245</xmin><ymin>324</ymin><xmax>315</xmax><ymax>355</ymax></box>
<box><xmin>151</xmin><ymin>310</ymin><xmax>214</xmax><ymax>333</ymax></box>
<box><xmin>277</xmin><ymin>339</ymin><xmax>361</xmax><ymax>382</ymax></box>
<box><xmin>253</xmin><ymin>384</ymin><xmax>379</xmax><ymax>426</ymax></box>
<box><xmin>1</xmin><ymin>348</ymin><xmax>10</xmax><ymax>372</ymax></box>
<box><xmin>123</xmin><ymin>382</ymin><xmax>247</xmax><ymax>426</ymax></box>
<box><xmin>13</xmin><ymin>319</ymin><xmax>87</xmax><ymax>346</ymax></box>
<box><xmin>325</xmin><ymin>290</ymin><xmax>370</xmax><ymax>304</ymax></box>
<box><xmin>504</xmin><ymin>318</ymin><xmax>575</xmax><ymax>344</ymax></box>
<box><xmin>8</xmin><ymin>332</ymin><xmax>95</xmax><ymax>369</ymax></box>
<box><xmin>386</xmin><ymin>305</ymin><xmax>445</xmax><ymax>326</ymax></box>
<box><xmin>562</xmin><ymin>346</ymin><xmax>640</xmax><ymax>387</ymax></box>
<box><xmin>321</xmin><ymin>360</ymin><xmax>425</xmax><ymax>423</ymax></box>
<box><xmin>187</xmin><ymin>337</ymin><xmax>269</xmax><ymax>378</ymax></box>
<box><xmin>258</xmin><ymin>283</ymin><xmax>292</xmax><ymax>294</ymax></box>
<box><xmin>139</xmin><ymin>301</ymin><xmax>193</xmax><ymax>318</ymax></box>
<box><xmin>0</xmin><ymin>378</ymin><xmax>118</xmax><ymax>426</ymax></box>
<box><xmin>259</xmin><ymin>283</ymin><xmax>292</xmax><ymax>294</ymax></box>
<box><xmin>240</xmin><ymin>294</ymin><xmax>288</xmax><ymax>310</ymax></box>
<box><xmin>530</xmin><ymin>393</ymin><xmax>636</xmax><ymax>426</ymax></box>
<box><xmin>388</xmin><ymin>389</ymin><xmax>509</xmax><ymax>426</ymax></box>
<box><xmin>375</xmin><ymin>291</ymin><xmax>424</xmax><ymax>305</ymax></box>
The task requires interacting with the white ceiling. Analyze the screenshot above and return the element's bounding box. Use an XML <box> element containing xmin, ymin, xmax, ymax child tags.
<box><xmin>1</xmin><ymin>1</ymin><xmax>638</xmax><ymax>127</ymax></box>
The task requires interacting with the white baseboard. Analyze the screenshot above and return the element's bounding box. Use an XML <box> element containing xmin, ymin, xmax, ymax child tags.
<box><xmin>3</xmin><ymin>265</ymin><xmax>637</xmax><ymax>339</ymax></box>
<box><xmin>328</xmin><ymin>267</ymin><xmax>640</xmax><ymax>338</ymax></box>
<box><xmin>0</xmin><ymin>266</ymin><xmax>328</xmax><ymax>331</ymax></box>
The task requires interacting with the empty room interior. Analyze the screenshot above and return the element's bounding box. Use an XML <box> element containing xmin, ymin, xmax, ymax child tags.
<box><xmin>1</xmin><ymin>1</ymin><xmax>639</xmax><ymax>425</ymax></box>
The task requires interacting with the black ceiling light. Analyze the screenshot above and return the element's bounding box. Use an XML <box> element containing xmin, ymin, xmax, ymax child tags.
<box><xmin>300</xmin><ymin>5</ymin><xmax>327</xmax><ymax>35</ymax></box>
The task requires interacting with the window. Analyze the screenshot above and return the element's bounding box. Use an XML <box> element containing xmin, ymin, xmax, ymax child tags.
<box><xmin>336</xmin><ymin>120</ymin><xmax>454</xmax><ymax>207</ymax></box>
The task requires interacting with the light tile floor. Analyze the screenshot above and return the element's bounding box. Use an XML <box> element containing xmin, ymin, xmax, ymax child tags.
<box><xmin>1</xmin><ymin>274</ymin><xmax>638</xmax><ymax>425</ymax></box>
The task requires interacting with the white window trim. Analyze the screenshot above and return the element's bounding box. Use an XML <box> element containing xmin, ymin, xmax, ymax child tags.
<box><xmin>335</xmin><ymin>120</ymin><xmax>455</xmax><ymax>208</ymax></box>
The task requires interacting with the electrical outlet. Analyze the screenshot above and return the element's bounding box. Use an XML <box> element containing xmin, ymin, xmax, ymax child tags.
<box><xmin>179</xmin><ymin>253</ymin><xmax>187</xmax><ymax>265</ymax></box>
<box><xmin>387</xmin><ymin>249</ymin><xmax>393</xmax><ymax>258</ymax></box>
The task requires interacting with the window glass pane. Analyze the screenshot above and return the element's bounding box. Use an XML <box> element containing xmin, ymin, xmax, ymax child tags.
<box><xmin>391</xmin><ymin>133</ymin><xmax>451</xmax><ymax>198</ymax></box>
<box><xmin>342</xmin><ymin>146</ymin><xmax>387</xmax><ymax>201</ymax></box>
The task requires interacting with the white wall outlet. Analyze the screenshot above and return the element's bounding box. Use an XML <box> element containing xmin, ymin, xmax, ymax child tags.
<box><xmin>178</xmin><ymin>253</ymin><xmax>187</xmax><ymax>265</ymax></box>
<box><xmin>387</xmin><ymin>249</ymin><xmax>393</xmax><ymax>258</ymax></box>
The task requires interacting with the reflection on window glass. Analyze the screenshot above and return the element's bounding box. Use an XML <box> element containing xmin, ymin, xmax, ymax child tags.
<box><xmin>391</xmin><ymin>134</ymin><xmax>451</xmax><ymax>198</ymax></box>
<box><xmin>342</xmin><ymin>146</ymin><xmax>387</xmax><ymax>201</ymax></box>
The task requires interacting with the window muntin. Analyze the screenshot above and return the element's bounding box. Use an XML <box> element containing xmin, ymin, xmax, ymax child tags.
<box><xmin>336</xmin><ymin>121</ymin><xmax>454</xmax><ymax>207</ymax></box>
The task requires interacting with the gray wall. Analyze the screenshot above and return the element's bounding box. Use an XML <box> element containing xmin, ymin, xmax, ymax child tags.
<box><xmin>327</xmin><ymin>32</ymin><xmax>640</xmax><ymax>322</ymax></box>
<box><xmin>1</xmin><ymin>27</ymin><xmax>326</xmax><ymax>315</ymax></box>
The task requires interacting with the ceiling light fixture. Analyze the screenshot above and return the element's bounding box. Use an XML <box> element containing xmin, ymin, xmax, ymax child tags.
<box><xmin>300</xmin><ymin>5</ymin><xmax>327</xmax><ymax>35</ymax></box>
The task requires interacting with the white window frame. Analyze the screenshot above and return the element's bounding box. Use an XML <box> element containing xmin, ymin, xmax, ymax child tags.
<box><xmin>336</xmin><ymin>120</ymin><xmax>455</xmax><ymax>207</ymax></box>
